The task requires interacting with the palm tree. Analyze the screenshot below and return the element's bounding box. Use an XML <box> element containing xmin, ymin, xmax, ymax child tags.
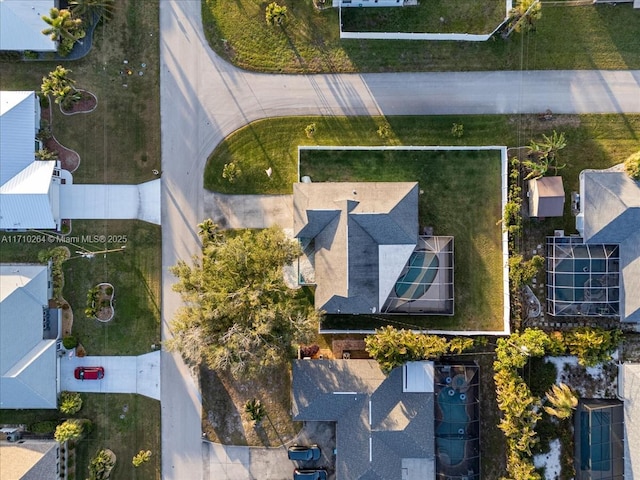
<box><xmin>265</xmin><ymin>2</ymin><xmax>288</xmax><ymax>26</ymax></box>
<box><xmin>41</xmin><ymin>8</ymin><xmax>84</xmax><ymax>42</ymax></box>
<box><xmin>244</xmin><ymin>398</ymin><xmax>266</xmax><ymax>424</ymax></box>
<box><xmin>70</xmin><ymin>0</ymin><xmax>116</xmax><ymax>24</ymax></box>
<box><xmin>544</xmin><ymin>383</ymin><xmax>578</xmax><ymax>419</ymax></box>
<box><xmin>41</xmin><ymin>66</ymin><xmax>80</xmax><ymax>107</ymax></box>
<box><xmin>505</xmin><ymin>0</ymin><xmax>541</xmax><ymax>36</ymax></box>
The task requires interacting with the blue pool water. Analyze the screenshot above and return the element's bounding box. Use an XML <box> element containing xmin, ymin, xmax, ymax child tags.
<box><xmin>436</xmin><ymin>387</ymin><xmax>469</xmax><ymax>466</ymax></box>
<box><xmin>394</xmin><ymin>251</ymin><xmax>439</xmax><ymax>299</ymax></box>
<box><xmin>581</xmin><ymin>411</ymin><xmax>611</xmax><ymax>471</ymax></box>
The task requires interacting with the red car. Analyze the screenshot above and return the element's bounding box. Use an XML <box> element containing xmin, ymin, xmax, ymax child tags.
<box><xmin>74</xmin><ymin>366</ymin><xmax>104</xmax><ymax>380</ymax></box>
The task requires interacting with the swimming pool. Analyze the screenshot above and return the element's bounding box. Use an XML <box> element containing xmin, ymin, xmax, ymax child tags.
<box><xmin>581</xmin><ymin>411</ymin><xmax>611</xmax><ymax>471</ymax></box>
<box><xmin>394</xmin><ymin>251</ymin><xmax>439</xmax><ymax>299</ymax></box>
<box><xmin>436</xmin><ymin>387</ymin><xmax>469</xmax><ymax>466</ymax></box>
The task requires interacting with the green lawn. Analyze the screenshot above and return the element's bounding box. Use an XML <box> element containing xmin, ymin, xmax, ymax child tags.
<box><xmin>75</xmin><ymin>394</ymin><xmax>161</xmax><ymax>480</ymax></box>
<box><xmin>61</xmin><ymin>220</ymin><xmax>162</xmax><ymax>356</ymax></box>
<box><xmin>202</xmin><ymin>0</ymin><xmax>640</xmax><ymax>73</ymax></box>
<box><xmin>0</xmin><ymin>220</ymin><xmax>162</xmax><ymax>356</ymax></box>
<box><xmin>341</xmin><ymin>0</ymin><xmax>505</xmax><ymax>34</ymax></box>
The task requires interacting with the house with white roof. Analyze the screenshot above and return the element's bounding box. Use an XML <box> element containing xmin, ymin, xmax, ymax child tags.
<box><xmin>0</xmin><ymin>90</ymin><xmax>63</xmax><ymax>231</ymax></box>
<box><xmin>0</xmin><ymin>264</ymin><xmax>60</xmax><ymax>409</ymax></box>
<box><xmin>0</xmin><ymin>0</ymin><xmax>57</xmax><ymax>52</ymax></box>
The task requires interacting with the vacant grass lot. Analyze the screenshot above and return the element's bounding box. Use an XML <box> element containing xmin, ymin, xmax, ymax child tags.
<box><xmin>300</xmin><ymin>148</ymin><xmax>503</xmax><ymax>331</ymax></box>
<box><xmin>202</xmin><ymin>0</ymin><xmax>640</xmax><ymax>73</ymax></box>
<box><xmin>341</xmin><ymin>0</ymin><xmax>506</xmax><ymax>35</ymax></box>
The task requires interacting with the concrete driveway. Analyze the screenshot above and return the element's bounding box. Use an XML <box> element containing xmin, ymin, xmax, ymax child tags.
<box><xmin>60</xmin><ymin>351</ymin><xmax>160</xmax><ymax>400</ymax></box>
<box><xmin>201</xmin><ymin>421</ymin><xmax>336</xmax><ymax>480</ymax></box>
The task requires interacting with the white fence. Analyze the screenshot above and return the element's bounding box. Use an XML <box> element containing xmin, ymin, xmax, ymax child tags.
<box><xmin>339</xmin><ymin>0</ymin><xmax>513</xmax><ymax>41</ymax></box>
<box><xmin>298</xmin><ymin>145</ymin><xmax>511</xmax><ymax>335</ymax></box>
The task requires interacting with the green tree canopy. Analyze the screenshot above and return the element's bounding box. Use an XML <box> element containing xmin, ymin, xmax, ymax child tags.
<box><xmin>169</xmin><ymin>222</ymin><xmax>319</xmax><ymax>378</ymax></box>
<box><xmin>70</xmin><ymin>0</ymin><xmax>115</xmax><ymax>23</ymax></box>
<box><xmin>564</xmin><ymin>327</ymin><xmax>621</xmax><ymax>367</ymax></box>
<box><xmin>624</xmin><ymin>150</ymin><xmax>640</xmax><ymax>180</ymax></box>
<box><xmin>364</xmin><ymin>326</ymin><xmax>450</xmax><ymax>373</ymax></box>
<box><xmin>265</xmin><ymin>2</ymin><xmax>288</xmax><ymax>26</ymax></box>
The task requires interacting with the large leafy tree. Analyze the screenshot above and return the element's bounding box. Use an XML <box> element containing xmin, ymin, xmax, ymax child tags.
<box><xmin>564</xmin><ymin>327</ymin><xmax>621</xmax><ymax>367</ymax></box>
<box><xmin>169</xmin><ymin>222</ymin><xmax>319</xmax><ymax>378</ymax></box>
<box><xmin>364</xmin><ymin>326</ymin><xmax>450</xmax><ymax>373</ymax></box>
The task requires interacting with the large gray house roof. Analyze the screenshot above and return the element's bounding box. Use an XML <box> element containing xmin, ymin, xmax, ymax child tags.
<box><xmin>0</xmin><ymin>264</ymin><xmax>57</xmax><ymax>409</ymax></box>
<box><xmin>293</xmin><ymin>182</ymin><xmax>419</xmax><ymax>314</ymax></box>
<box><xmin>579</xmin><ymin>170</ymin><xmax>640</xmax><ymax>322</ymax></box>
<box><xmin>292</xmin><ymin>360</ymin><xmax>435</xmax><ymax>480</ymax></box>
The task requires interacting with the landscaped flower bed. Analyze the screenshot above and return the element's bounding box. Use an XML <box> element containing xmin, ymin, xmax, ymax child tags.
<box><xmin>85</xmin><ymin>283</ymin><xmax>115</xmax><ymax>322</ymax></box>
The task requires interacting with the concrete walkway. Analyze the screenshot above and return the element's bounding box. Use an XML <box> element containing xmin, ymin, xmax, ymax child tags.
<box><xmin>159</xmin><ymin>1</ymin><xmax>640</xmax><ymax>479</ymax></box>
<box><xmin>59</xmin><ymin>179</ymin><xmax>161</xmax><ymax>225</ymax></box>
<box><xmin>60</xmin><ymin>351</ymin><xmax>161</xmax><ymax>400</ymax></box>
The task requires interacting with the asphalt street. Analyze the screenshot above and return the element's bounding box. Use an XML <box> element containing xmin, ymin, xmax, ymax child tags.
<box><xmin>159</xmin><ymin>0</ymin><xmax>640</xmax><ymax>478</ymax></box>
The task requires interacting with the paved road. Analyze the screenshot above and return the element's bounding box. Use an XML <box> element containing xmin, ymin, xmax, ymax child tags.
<box><xmin>159</xmin><ymin>1</ymin><xmax>640</xmax><ymax>479</ymax></box>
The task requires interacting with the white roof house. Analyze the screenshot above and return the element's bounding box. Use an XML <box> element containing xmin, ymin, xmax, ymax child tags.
<box><xmin>0</xmin><ymin>91</ymin><xmax>61</xmax><ymax>230</ymax></box>
<box><xmin>0</xmin><ymin>0</ymin><xmax>57</xmax><ymax>52</ymax></box>
<box><xmin>0</xmin><ymin>264</ymin><xmax>59</xmax><ymax>409</ymax></box>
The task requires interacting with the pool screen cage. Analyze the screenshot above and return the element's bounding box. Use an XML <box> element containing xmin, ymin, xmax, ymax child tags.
<box><xmin>434</xmin><ymin>362</ymin><xmax>480</xmax><ymax>480</ymax></box>
<box><xmin>381</xmin><ymin>236</ymin><xmax>454</xmax><ymax>314</ymax></box>
<box><xmin>574</xmin><ymin>399</ymin><xmax>624</xmax><ymax>480</ymax></box>
<box><xmin>546</xmin><ymin>236</ymin><xmax>620</xmax><ymax>317</ymax></box>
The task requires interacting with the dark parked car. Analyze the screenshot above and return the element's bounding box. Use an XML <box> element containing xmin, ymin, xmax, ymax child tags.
<box><xmin>74</xmin><ymin>366</ymin><xmax>104</xmax><ymax>380</ymax></box>
<box><xmin>288</xmin><ymin>445</ymin><xmax>321</xmax><ymax>461</ymax></box>
<box><xmin>293</xmin><ymin>469</ymin><xmax>327</xmax><ymax>480</ymax></box>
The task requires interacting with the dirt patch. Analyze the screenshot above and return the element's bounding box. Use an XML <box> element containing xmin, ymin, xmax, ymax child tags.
<box><xmin>508</xmin><ymin>114</ymin><xmax>582</xmax><ymax>138</ymax></box>
<box><xmin>200</xmin><ymin>364</ymin><xmax>301</xmax><ymax>447</ymax></box>
<box><xmin>44</xmin><ymin>135</ymin><xmax>81</xmax><ymax>172</ymax></box>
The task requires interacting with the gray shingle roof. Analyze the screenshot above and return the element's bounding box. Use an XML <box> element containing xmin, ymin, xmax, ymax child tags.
<box><xmin>293</xmin><ymin>182</ymin><xmax>418</xmax><ymax>314</ymax></box>
<box><xmin>292</xmin><ymin>360</ymin><xmax>435</xmax><ymax>480</ymax></box>
<box><xmin>580</xmin><ymin>170</ymin><xmax>640</xmax><ymax>322</ymax></box>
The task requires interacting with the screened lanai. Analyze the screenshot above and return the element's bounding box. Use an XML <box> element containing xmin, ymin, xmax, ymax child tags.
<box><xmin>546</xmin><ymin>236</ymin><xmax>620</xmax><ymax>317</ymax></box>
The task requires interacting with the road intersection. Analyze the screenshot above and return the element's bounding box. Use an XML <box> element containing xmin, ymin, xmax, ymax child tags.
<box><xmin>159</xmin><ymin>0</ymin><xmax>640</xmax><ymax>478</ymax></box>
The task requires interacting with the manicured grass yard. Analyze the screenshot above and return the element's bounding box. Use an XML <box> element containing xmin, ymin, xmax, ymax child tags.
<box><xmin>202</xmin><ymin>0</ymin><xmax>640</xmax><ymax>73</ymax></box>
<box><xmin>75</xmin><ymin>393</ymin><xmax>161</xmax><ymax>480</ymax></box>
<box><xmin>341</xmin><ymin>0</ymin><xmax>506</xmax><ymax>35</ymax></box>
